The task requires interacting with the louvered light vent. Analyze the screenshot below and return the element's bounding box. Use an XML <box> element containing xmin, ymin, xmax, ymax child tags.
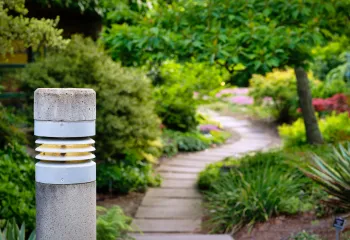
<box><xmin>35</xmin><ymin>138</ymin><xmax>96</xmax><ymax>162</ymax></box>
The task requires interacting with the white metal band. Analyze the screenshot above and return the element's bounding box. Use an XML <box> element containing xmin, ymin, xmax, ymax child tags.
<box><xmin>35</xmin><ymin>161</ymin><xmax>96</xmax><ymax>184</ymax></box>
<box><xmin>34</xmin><ymin>120</ymin><xmax>95</xmax><ymax>137</ymax></box>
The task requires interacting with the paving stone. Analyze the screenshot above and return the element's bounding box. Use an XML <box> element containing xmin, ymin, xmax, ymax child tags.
<box><xmin>141</xmin><ymin>197</ymin><xmax>201</xmax><ymax>207</ymax></box>
<box><xmin>135</xmin><ymin>205</ymin><xmax>202</xmax><ymax>219</ymax></box>
<box><xmin>164</xmin><ymin>160</ymin><xmax>210</xmax><ymax>168</ymax></box>
<box><xmin>160</xmin><ymin>172</ymin><xmax>198</xmax><ymax>180</ymax></box>
<box><xmin>175</xmin><ymin>155</ymin><xmax>223</xmax><ymax>161</ymax></box>
<box><xmin>147</xmin><ymin>188</ymin><xmax>201</xmax><ymax>199</ymax></box>
<box><xmin>161</xmin><ymin>179</ymin><xmax>197</xmax><ymax>189</ymax></box>
<box><xmin>132</xmin><ymin>234</ymin><xmax>233</xmax><ymax>240</ymax></box>
<box><xmin>132</xmin><ymin>219</ymin><xmax>201</xmax><ymax>233</ymax></box>
<box><xmin>158</xmin><ymin>165</ymin><xmax>203</xmax><ymax>173</ymax></box>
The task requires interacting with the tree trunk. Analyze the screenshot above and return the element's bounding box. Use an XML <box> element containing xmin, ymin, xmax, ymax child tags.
<box><xmin>294</xmin><ymin>67</ymin><xmax>324</xmax><ymax>145</ymax></box>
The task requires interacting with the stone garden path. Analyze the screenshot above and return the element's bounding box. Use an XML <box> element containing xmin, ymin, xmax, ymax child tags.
<box><xmin>132</xmin><ymin>111</ymin><xmax>278</xmax><ymax>240</ymax></box>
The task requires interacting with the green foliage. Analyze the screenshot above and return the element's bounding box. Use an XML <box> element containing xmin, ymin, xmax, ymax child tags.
<box><xmin>154</xmin><ymin>84</ymin><xmax>198</xmax><ymax>132</ymax></box>
<box><xmin>249</xmin><ymin>69</ymin><xmax>299</xmax><ymax>122</ymax></box>
<box><xmin>33</xmin><ymin>0</ymin><xmax>155</xmax><ymax>23</ymax></box>
<box><xmin>311</xmin><ymin>79</ymin><xmax>347</xmax><ymax>98</ymax></box>
<box><xmin>303</xmin><ymin>142</ymin><xmax>350</xmax><ymax>210</ymax></box>
<box><xmin>0</xmin><ymin>219</ymin><xmax>36</xmax><ymax>240</ymax></box>
<box><xmin>96</xmin><ymin>206</ymin><xmax>133</xmax><ymax>240</ymax></box>
<box><xmin>102</xmin><ymin>0</ymin><xmax>350</xmax><ymax>86</ymax></box>
<box><xmin>162</xmin><ymin>130</ymin><xmax>210</xmax><ymax>153</ymax></box>
<box><xmin>279</xmin><ymin>113</ymin><xmax>350</xmax><ymax>148</ymax></box>
<box><xmin>20</xmin><ymin>36</ymin><xmax>161</xmax><ymax>163</ymax></box>
<box><xmin>200</xmin><ymin>150</ymin><xmax>310</xmax><ymax>233</ymax></box>
<box><xmin>157</xmin><ymin>60</ymin><xmax>228</xmax><ymax>94</ymax></box>
<box><xmin>288</xmin><ymin>231</ymin><xmax>322</xmax><ymax>240</ymax></box>
<box><xmin>102</xmin><ymin>24</ymin><xmax>177</xmax><ymax>67</ymax></box>
<box><xmin>0</xmin><ymin>105</ymin><xmax>27</xmax><ymax>148</ymax></box>
<box><xmin>0</xmin><ymin>0</ymin><xmax>67</xmax><ymax>56</ymax></box>
<box><xmin>0</xmin><ymin>143</ymin><xmax>35</xmax><ymax>232</ymax></box>
<box><xmin>97</xmin><ymin>159</ymin><xmax>161</xmax><ymax>194</ymax></box>
<box><xmin>311</xmin><ymin>37</ymin><xmax>349</xmax><ymax>81</ymax></box>
<box><xmin>197</xmin><ymin>157</ymin><xmax>239</xmax><ymax>190</ymax></box>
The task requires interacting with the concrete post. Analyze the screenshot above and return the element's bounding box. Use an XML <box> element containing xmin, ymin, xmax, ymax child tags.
<box><xmin>34</xmin><ymin>88</ymin><xmax>96</xmax><ymax>240</ymax></box>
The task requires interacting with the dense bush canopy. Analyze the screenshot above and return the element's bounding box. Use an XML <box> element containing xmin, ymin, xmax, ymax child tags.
<box><xmin>20</xmin><ymin>36</ymin><xmax>161</xmax><ymax>162</ymax></box>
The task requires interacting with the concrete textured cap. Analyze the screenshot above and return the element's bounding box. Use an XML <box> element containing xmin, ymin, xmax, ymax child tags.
<box><xmin>34</xmin><ymin>88</ymin><xmax>96</xmax><ymax>121</ymax></box>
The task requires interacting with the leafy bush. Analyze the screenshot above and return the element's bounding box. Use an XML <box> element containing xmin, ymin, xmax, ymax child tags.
<box><xmin>0</xmin><ymin>219</ymin><xmax>36</xmax><ymax>240</ymax></box>
<box><xmin>311</xmin><ymin>79</ymin><xmax>347</xmax><ymax>98</ymax></box>
<box><xmin>279</xmin><ymin>113</ymin><xmax>350</xmax><ymax>147</ymax></box>
<box><xmin>20</xmin><ymin>35</ymin><xmax>161</xmax><ymax>163</ymax></box>
<box><xmin>0</xmin><ymin>105</ymin><xmax>27</xmax><ymax>148</ymax></box>
<box><xmin>96</xmin><ymin>206</ymin><xmax>133</xmax><ymax>240</ymax></box>
<box><xmin>154</xmin><ymin>84</ymin><xmax>198</xmax><ymax>132</ymax></box>
<box><xmin>162</xmin><ymin>130</ymin><xmax>210</xmax><ymax>152</ymax></box>
<box><xmin>20</xmin><ymin>36</ymin><xmax>161</xmax><ymax>193</ymax></box>
<box><xmin>310</xmin><ymin>94</ymin><xmax>350</xmax><ymax>116</ymax></box>
<box><xmin>200</xmin><ymin>151</ymin><xmax>309</xmax><ymax>233</ymax></box>
<box><xmin>158</xmin><ymin>60</ymin><xmax>228</xmax><ymax>95</ymax></box>
<box><xmin>249</xmin><ymin>69</ymin><xmax>299</xmax><ymax>123</ymax></box>
<box><xmin>311</xmin><ymin>38</ymin><xmax>349</xmax><ymax>81</ymax></box>
<box><xmin>0</xmin><ymin>143</ymin><xmax>35</xmax><ymax>232</ymax></box>
<box><xmin>97</xmin><ymin>159</ymin><xmax>161</xmax><ymax>194</ymax></box>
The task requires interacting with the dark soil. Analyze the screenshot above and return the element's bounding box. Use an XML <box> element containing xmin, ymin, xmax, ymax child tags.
<box><xmin>234</xmin><ymin>212</ymin><xmax>350</xmax><ymax>240</ymax></box>
<box><xmin>97</xmin><ymin>192</ymin><xmax>145</xmax><ymax>217</ymax></box>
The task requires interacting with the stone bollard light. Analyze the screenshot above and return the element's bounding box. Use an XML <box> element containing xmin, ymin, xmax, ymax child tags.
<box><xmin>34</xmin><ymin>88</ymin><xmax>96</xmax><ymax>240</ymax></box>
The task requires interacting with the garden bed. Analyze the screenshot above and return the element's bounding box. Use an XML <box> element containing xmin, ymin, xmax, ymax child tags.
<box><xmin>234</xmin><ymin>212</ymin><xmax>350</xmax><ymax>240</ymax></box>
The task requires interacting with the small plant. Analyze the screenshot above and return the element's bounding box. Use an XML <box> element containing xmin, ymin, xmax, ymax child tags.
<box><xmin>288</xmin><ymin>230</ymin><xmax>322</xmax><ymax>240</ymax></box>
<box><xmin>96</xmin><ymin>206</ymin><xmax>134</xmax><ymax>240</ymax></box>
<box><xmin>0</xmin><ymin>219</ymin><xmax>35</xmax><ymax>240</ymax></box>
<box><xmin>303</xmin><ymin>142</ymin><xmax>350</xmax><ymax>210</ymax></box>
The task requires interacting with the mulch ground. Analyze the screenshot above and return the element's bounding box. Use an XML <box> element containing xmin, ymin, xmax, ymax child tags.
<box><xmin>234</xmin><ymin>212</ymin><xmax>350</xmax><ymax>240</ymax></box>
<box><xmin>97</xmin><ymin>192</ymin><xmax>145</xmax><ymax>217</ymax></box>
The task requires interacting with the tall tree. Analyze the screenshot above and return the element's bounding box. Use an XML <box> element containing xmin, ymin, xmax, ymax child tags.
<box><xmin>103</xmin><ymin>0</ymin><xmax>350</xmax><ymax>145</ymax></box>
<box><xmin>0</xmin><ymin>0</ymin><xmax>67</xmax><ymax>56</ymax></box>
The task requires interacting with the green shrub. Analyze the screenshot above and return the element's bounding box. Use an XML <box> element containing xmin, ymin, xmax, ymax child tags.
<box><xmin>97</xmin><ymin>158</ymin><xmax>161</xmax><ymax>194</ymax></box>
<box><xmin>20</xmin><ymin>35</ymin><xmax>161</xmax><ymax>163</ymax></box>
<box><xmin>0</xmin><ymin>143</ymin><xmax>35</xmax><ymax>232</ymax></box>
<box><xmin>249</xmin><ymin>69</ymin><xmax>299</xmax><ymax>123</ymax></box>
<box><xmin>162</xmin><ymin>130</ymin><xmax>210</xmax><ymax>153</ymax></box>
<box><xmin>199</xmin><ymin>150</ymin><xmax>318</xmax><ymax>233</ymax></box>
<box><xmin>279</xmin><ymin>113</ymin><xmax>350</xmax><ymax>147</ymax></box>
<box><xmin>154</xmin><ymin>84</ymin><xmax>198</xmax><ymax>132</ymax></box>
<box><xmin>96</xmin><ymin>206</ymin><xmax>133</xmax><ymax>240</ymax></box>
<box><xmin>311</xmin><ymin>79</ymin><xmax>347</xmax><ymax>98</ymax></box>
<box><xmin>158</xmin><ymin>60</ymin><xmax>228</xmax><ymax>95</ymax></box>
<box><xmin>311</xmin><ymin>38</ymin><xmax>349</xmax><ymax>81</ymax></box>
<box><xmin>0</xmin><ymin>105</ymin><xmax>27</xmax><ymax>148</ymax></box>
<box><xmin>0</xmin><ymin>219</ymin><xmax>36</xmax><ymax>240</ymax></box>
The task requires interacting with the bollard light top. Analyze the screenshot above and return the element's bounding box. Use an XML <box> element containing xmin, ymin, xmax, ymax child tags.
<box><xmin>34</xmin><ymin>88</ymin><xmax>96</xmax><ymax>121</ymax></box>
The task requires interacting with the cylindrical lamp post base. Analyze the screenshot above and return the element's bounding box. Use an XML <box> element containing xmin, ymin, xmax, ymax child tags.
<box><xmin>36</xmin><ymin>182</ymin><xmax>96</xmax><ymax>240</ymax></box>
<box><xmin>34</xmin><ymin>88</ymin><xmax>97</xmax><ymax>240</ymax></box>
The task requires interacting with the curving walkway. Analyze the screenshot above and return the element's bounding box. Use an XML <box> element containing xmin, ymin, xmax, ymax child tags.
<box><xmin>132</xmin><ymin>111</ymin><xmax>278</xmax><ymax>240</ymax></box>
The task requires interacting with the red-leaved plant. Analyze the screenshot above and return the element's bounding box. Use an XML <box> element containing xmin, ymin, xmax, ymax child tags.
<box><xmin>298</xmin><ymin>94</ymin><xmax>350</xmax><ymax>116</ymax></box>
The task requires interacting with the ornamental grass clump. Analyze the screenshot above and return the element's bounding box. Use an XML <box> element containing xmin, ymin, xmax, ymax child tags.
<box><xmin>201</xmin><ymin>151</ymin><xmax>308</xmax><ymax>233</ymax></box>
<box><xmin>303</xmin><ymin>142</ymin><xmax>350</xmax><ymax>210</ymax></box>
